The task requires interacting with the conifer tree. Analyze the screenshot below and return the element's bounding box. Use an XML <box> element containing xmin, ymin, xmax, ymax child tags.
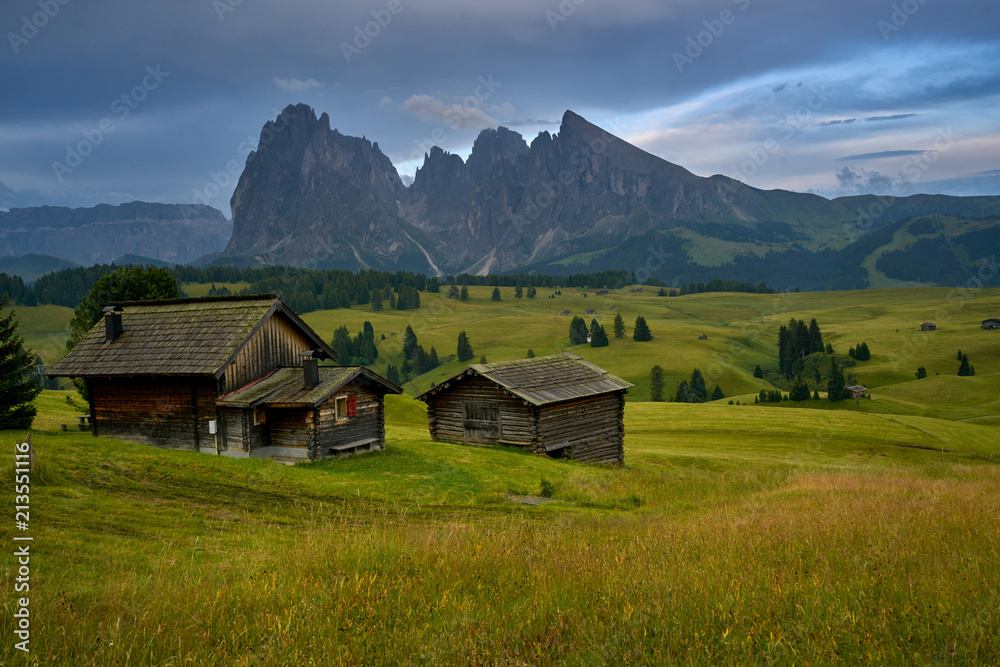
<box><xmin>0</xmin><ymin>298</ymin><xmax>41</xmax><ymax>429</ymax></box>
<box><xmin>689</xmin><ymin>368</ymin><xmax>707</xmax><ymax>401</ymax></box>
<box><xmin>613</xmin><ymin>313</ymin><xmax>625</xmax><ymax>339</ymax></box>
<box><xmin>915</xmin><ymin>366</ymin><xmax>927</xmax><ymax>379</ymax></box>
<box><xmin>711</xmin><ymin>384</ymin><xmax>724</xmax><ymax>401</ymax></box>
<box><xmin>448</xmin><ymin>284</ymin><xmax>459</xmax><ymax>299</ymax></box>
<box><xmin>460</xmin><ymin>285</ymin><xmax>469</xmax><ymax>301</ymax></box>
<box><xmin>514</xmin><ymin>285</ymin><xmax>523</xmax><ymax>299</ymax></box>
<box><xmin>402</xmin><ymin>325</ymin><xmax>418</xmax><ymax>362</ymax></box>
<box><xmin>590</xmin><ymin>324</ymin><xmax>609</xmax><ymax>347</ymax></box>
<box><xmin>827</xmin><ymin>359</ymin><xmax>847</xmax><ymax>401</ymax></box>
<box><xmin>479</xmin><ymin>354</ymin><xmax>487</xmax><ymax>364</ymax></box>
<box><xmin>370</xmin><ymin>289</ymin><xmax>383</xmax><ymax>311</ymax></box>
<box><xmin>526</xmin><ymin>349</ymin><xmax>535</xmax><ymax>358</ymax></box>
<box><xmin>958</xmin><ymin>354</ymin><xmax>975</xmax><ymax>376</ymax></box>
<box><xmin>569</xmin><ymin>317</ymin><xmax>589</xmax><ymax>345</ymax></box>
<box><xmin>385</xmin><ymin>364</ymin><xmax>400</xmax><ymax>385</ymax></box>
<box><xmin>650</xmin><ymin>365</ymin><xmax>665</xmax><ymax>402</ymax></box>
<box><xmin>674</xmin><ymin>380</ymin><xmax>689</xmax><ymax>403</ymax></box>
<box><xmin>633</xmin><ymin>315</ymin><xmax>652</xmax><ymax>341</ymax></box>
<box><xmin>491</xmin><ymin>287</ymin><xmax>501</xmax><ymax>301</ymax></box>
<box><xmin>526</xmin><ymin>287</ymin><xmax>536</xmax><ymax>299</ymax></box>
<box><xmin>753</xmin><ymin>364</ymin><xmax>764</xmax><ymax>379</ymax></box>
<box><xmin>456</xmin><ymin>331</ymin><xmax>474</xmax><ymax>362</ymax></box>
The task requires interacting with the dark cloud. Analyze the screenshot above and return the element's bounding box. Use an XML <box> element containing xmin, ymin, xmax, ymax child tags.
<box><xmin>865</xmin><ymin>113</ymin><xmax>918</xmax><ymax>122</ymax></box>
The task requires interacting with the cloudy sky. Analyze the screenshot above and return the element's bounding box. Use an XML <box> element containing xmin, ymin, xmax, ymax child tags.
<box><xmin>1</xmin><ymin>0</ymin><xmax>998</xmax><ymax>215</ymax></box>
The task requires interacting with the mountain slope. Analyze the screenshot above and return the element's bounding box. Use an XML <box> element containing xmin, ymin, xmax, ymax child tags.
<box><xmin>223</xmin><ymin>105</ymin><xmax>1000</xmax><ymax>285</ymax></box>
<box><xmin>0</xmin><ymin>202</ymin><xmax>231</xmax><ymax>266</ymax></box>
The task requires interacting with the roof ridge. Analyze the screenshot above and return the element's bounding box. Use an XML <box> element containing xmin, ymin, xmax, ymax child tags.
<box><xmin>113</xmin><ymin>293</ymin><xmax>277</xmax><ymax>307</ymax></box>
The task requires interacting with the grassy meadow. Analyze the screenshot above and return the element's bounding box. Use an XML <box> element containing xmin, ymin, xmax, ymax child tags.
<box><xmin>2</xmin><ymin>284</ymin><xmax>999</xmax><ymax>664</ymax></box>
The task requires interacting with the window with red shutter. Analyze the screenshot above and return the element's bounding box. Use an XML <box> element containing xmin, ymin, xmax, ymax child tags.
<box><xmin>347</xmin><ymin>395</ymin><xmax>357</xmax><ymax>417</ymax></box>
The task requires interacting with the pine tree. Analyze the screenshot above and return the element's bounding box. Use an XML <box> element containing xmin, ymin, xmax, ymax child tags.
<box><xmin>808</xmin><ymin>318</ymin><xmax>823</xmax><ymax>354</ymax></box>
<box><xmin>633</xmin><ymin>315</ymin><xmax>651</xmax><ymax>341</ymax></box>
<box><xmin>385</xmin><ymin>364</ymin><xmax>400</xmax><ymax>385</ymax></box>
<box><xmin>428</xmin><ymin>347</ymin><xmax>439</xmax><ymax>370</ymax></box>
<box><xmin>0</xmin><ymin>297</ymin><xmax>41</xmax><ymax>429</ymax></box>
<box><xmin>915</xmin><ymin>366</ymin><xmax>927</xmax><ymax>379</ymax></box>
<box><xmin>753</xmin><ymin>364</ymin><xmax>764</xmax><ymax>379</ymax></box>
<box><xmin>388</xmin><ymin>292</ymin><xmax>397</xmax><ymax>309</ymax></box>
<box><xmin>460</xmin><ymin>285</ymin><xmax>469</xmax><ymax>301</ymax></box>
<box><xmin>650</xmin><ymin>365</ymin><xmax>665</xmax><ymax>402</ymax></box>
<box><xmin>827</xmin><ymin>358</ymin><xmax>847</xmax><ymax>401</ymax></box>
<box><xmin>590</xmin><ymin>324</ymin><xmax>609</xmax><ymax>347</ymax></box>
<box><xmin>689</xmin><ymin>368</ymin><xmax>707</xmax><ymax>401</ymax></box>
<box><xmin>674</xmin><ymin>380</ymin><xmax>689</xmax><ymax>403</ymax></box>
<box><xmin>448</xmin><ymin>284</ymin><xmax>459</xmax><ymax>299</ymax></box>
<box><xmin>402</xmin><ymin>325</ymin><xmax>418</xmax><ymax>362</ymax></box>
<box><xmin>370</xmin><ymin>289</ymin><xmax>383</xmax><ymax>311</ymax></box>
<box><xmin>613</xmin><ymin>313</ymin><xmax>625</xmax><ymax>339</ymax></box>
<box><xmin>526</xmin><ymin>349</ymin><xmax>535</xmax><ymax>358</ymax></box>
<box><xmin>331</xmin><ymin>325</ymin><xmax>354</xmax><ymax>364</ymax></box>
<box><xmin>456</xmin><ymin>331</ymin><xmax>474</xmax><ymax>362</ymax></box>
<box><xmin>957</xmin><ymin>349</ymin><xmax>964</xmax><ymax>361</ymax></box>
<box><xmin>491</xmin><ymin>287</ymin><xmax>501</xmax><ymax>302</ymax></box>
<box><xmin>526</xmin><ymin>287</ymin><xmax>536</xmax><ymax>299</ymax></box>
<box><xmin>813</xmin><ymin>390</ymin><xmax>821</xmax><ymax>400</ymax></box>
<box><xmin>711</xmin><ymin>384</ymin><xmax>724</xmax><ymax>401</ymax></box>
<box><xmin>789</xmin><ymin>381</ymin><xmax>810</xmax><ymax>401</ymax></box>
<box><xmin>569</xmin><ymin>317</ymin><xmax>588</xmax><ymax>345</ymax></box>
<box><xmin>479</xmin><ymin>354</ymin><xmax>487</xmax><ymax>364</ymax></box>
<box><xmin>958</xmin><ymin>354</ymin><xmax>973</xmax><ymax>376</ymax></box>
<box><xmin>825</xmin><ymin>343</ymin><xmax>833</xmax><ymax>354</ymax></box>
<box><xmin>514</xmin><ymin>285</ymin><xmax>523</xmax><ymax>299</ymax></box>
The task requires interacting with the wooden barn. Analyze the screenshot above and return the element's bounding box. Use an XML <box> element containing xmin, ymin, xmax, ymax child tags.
<box><xmin>50</xmin><ymin>295</ymin><xmax>400</xmax><ymax>462</ymax></box>
<box><xmin>417</xmin><ymin>352</ymin><xmax>633</xmax><ymax>464</ymax></box>
<box><xmin>921</xmin><ymin>322</ymin><xmax>937</xmax><ymax>331</ymax></box>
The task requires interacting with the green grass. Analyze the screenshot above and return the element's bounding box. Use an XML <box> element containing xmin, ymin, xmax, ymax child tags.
<box><xmin>2</xmin><ymin>391</ymin><xmax>999</xmax><ymax>664</ymax></box>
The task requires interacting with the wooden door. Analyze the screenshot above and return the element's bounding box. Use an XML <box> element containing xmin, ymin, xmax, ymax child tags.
<box><xmin>463</xmin><ymin>401</ymin><xmax>501</xmax><ymax>444</ymax></box>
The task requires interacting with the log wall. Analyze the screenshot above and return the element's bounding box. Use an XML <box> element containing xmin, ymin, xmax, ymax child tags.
<box><xmin>316</xmin><ymin>385</ymin><xmax>383</xmax><ymax>458</ymax></box>
<box><xmin>221</xmin><ymin>313</ymin><xmax>315</xmax><ymax>394</ymax></box>
<box><xmin>537</xmin><ymin>393</ymin><xmax>624</xmax><ymax>464</ymax></box>
<box><xmin>426</xmin><ymin>375</ymin><xmax>536</xmax><ymax>448</ymax></box>
<box><xmin>90</xmin><ymin>376</ymin><xmax>218</xmax><ymax>451</ymax></box>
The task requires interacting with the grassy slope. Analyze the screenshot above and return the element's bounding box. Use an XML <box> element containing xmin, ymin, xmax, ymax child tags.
<box><xmin>2</xmin><ymin>391</ymin><xmax>998</xmax><ymax>664</ymax></box>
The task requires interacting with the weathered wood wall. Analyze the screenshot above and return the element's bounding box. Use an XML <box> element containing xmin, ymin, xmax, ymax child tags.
<box><xmin>89</xmin><ymin>376</ymin><xmax>218</xmax><ymax>450</ymax></box>
<box><xmin>537</xmin><ymin>393</ymin><xmax>624</xmax><ymax>464</ymax></box>
<box><xmin>221</xmin><ymin>313</ymin><xmax>315</xmax><ymax>394</ymax></box>
<box><xmin>426</xmin><ymin>376</ymin><xmax>535</xmax><ymax>448</ymax></box>
<box><xmin>218</xmin><ymin>407</ymin><xmax>269</xmax><ymax>453</ymax></box>
<box><xmin>316</xmin><ymin>385</ymin><xmax>382</xmax><ymax>457</ymax></box>
<box><xmin>269</xmin><ymin>408</ymin><xmax>316</xmax><ymax>453</ymax></box>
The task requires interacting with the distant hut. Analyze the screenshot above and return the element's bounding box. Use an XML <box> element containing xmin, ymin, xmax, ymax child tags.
<box><xmin>50</xmin><ymin>295</ymin><xmax>400</xmax><ymax>462</ymax></box>
<box><xmin>921</xmin><ymin>322</ymin><xmax>937</xmax><ymax>331</ymax></box>
<box><xmin>417</xmin><ymin>352</ymin><xmax>633</xmax><ymax>464</ymax></box>
<box><xmin>585</xmin><ymin>308</ymin><xmax>597</xmax><ymax>314</ymax></box>
<box><xmin>982</xmin><ymin>318</ymin><xmax>1000</xmax><ymax>330</ymax></box>
<box><xmin>596</xmin><ymin>290</ymin><xmax>609</xmax><ymax>296</ymax></box>
<box><xmin>698</xmin><ymin>334</ymin><xmax>708</xmax><ymax>340</ymax></box>
<box><xmin>844</xmin><ymin>384</ymin><xmax>868</xmax><ymax>399</ymax></box>
<box><xmin>560</xmin><ymin>310</ymin><xmax>572</xmax><ymax>316</ymax></box>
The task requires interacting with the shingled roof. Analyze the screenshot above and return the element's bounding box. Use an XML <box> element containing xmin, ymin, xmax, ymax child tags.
<box><xmin>50</xmin><ymin>294</ymin><xmax>336</xmax><ymax>378</ymax></box>
<box><xmin>417</xmin><ymin>352</ymin><xmax>633</xmax><ymax>406</ymax></box>
<box><xmin>217</xmin><ymin>366</ymin><xmax>402</xmax><ymax>409</ymax></box>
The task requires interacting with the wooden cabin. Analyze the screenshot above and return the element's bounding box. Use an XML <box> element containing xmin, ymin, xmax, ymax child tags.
<box><xmin>50</xmin><ymin>295</ymin><xmax>400</xmax><ymax>462</ymax></box>
<box><xmin>417</xmin><ymin>352</ymin><xmax>633</xmax><ymax>464</ymax></box>
<box><xmin>982</xmin><ymin>318</ymin><xmax>1000</xmax><ymax>330</ymax></box>
<box><xmin>844</xmin><ymin>384</ymin><xmax>868</xmax><ymax>399</ymax></box>
<box><xmin>921</xmin><ymin>322</ymin><xmax>937</xmax><ymax>331</ymax></box>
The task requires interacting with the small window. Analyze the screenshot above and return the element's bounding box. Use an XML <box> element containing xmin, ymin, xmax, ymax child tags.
<box><xmin>336</xmin><ymin>396</ymin><xmax>348</xmax><ymax>421</ymax></box>
<box><xmin>252</xmin><ymin>408</ymin><xmax>266</xmax><ymax>426</ymax></box>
